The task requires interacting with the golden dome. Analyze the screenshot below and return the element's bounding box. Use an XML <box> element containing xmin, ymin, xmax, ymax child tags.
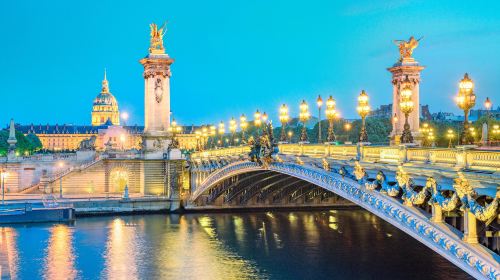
<box><xmin>91</xmin><ymin>70</ymin><xmax>120</xmax><ymax>126</ymax></box>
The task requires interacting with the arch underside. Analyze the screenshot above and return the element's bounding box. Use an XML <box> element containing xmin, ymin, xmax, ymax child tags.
<box><xmin>191</xmin><ymin>161</ymin><xmax>499</xmax><ymax>280</ymax></box>
<box><xmin>194</xmin><ymin>169</ymin><xmax>348</xmax><ymax>207</ymax></box>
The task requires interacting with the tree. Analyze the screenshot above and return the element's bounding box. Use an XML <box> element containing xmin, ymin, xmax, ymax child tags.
<box><xmin>0</xmin><ymin>131</ymin><xmax>42</xmax><ymax>156</ymax></box>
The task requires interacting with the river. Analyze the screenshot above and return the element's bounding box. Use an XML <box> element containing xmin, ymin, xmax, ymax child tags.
<box><xmin>0</xmin><ymin>210</ymin><xmax>471</xmax><ymax>279</ymax></box>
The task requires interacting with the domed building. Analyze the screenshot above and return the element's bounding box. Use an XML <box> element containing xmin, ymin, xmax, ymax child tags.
<box><xmin>91</xmin><ymin>71</ymin><xmax>120</xmax><ymax>126</ymax></box>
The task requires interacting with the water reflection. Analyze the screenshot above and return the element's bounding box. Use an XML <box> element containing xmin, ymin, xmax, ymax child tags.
<box><xmin>102</xmin><ymin>218</ymin><xmax>140</xmax><ymax>279</ymax></box>
<box><xmin>0</xmin><ymin>210</ymin><xmax>473</xmax><ymax>280</ymax></box>
<box><xmin>43</xmin><ymin>224</ymin><xmax>77</xmax><ymax>280</ymax></box>
<box><xmin>0</xmin><ymin>227</ymin><xmax>18</xmax><ymax>279</ymax></box>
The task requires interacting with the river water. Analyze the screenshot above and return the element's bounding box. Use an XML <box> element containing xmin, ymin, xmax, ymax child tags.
<box><xmin>0</xmin><ymin>210</ymin><xmax>471</xmax><ymax>279</ymax></box>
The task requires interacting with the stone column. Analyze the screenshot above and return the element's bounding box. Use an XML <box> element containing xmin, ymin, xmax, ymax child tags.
<box><xmin>388</xmin><ymin>60</ymin><xmax>425</xmax><ymax>144</ymax></box>
<box><xmin>463</xmin><ymin>210</ymin><xmax>478</xmax><ymax>244</ymax></box>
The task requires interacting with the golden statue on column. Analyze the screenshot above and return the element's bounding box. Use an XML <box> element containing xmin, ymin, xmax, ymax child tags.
<box><xmin>393</xmin><ymin>36</ymin><xmax>422</xmax><ymax>62</ymax></box>
<box><xmin>149</xmin><ymin>22</ymin><xmax>167</xmax><ymax>54</ymax></box>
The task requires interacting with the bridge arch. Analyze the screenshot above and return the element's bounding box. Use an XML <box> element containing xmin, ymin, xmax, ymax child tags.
<box><xmin>190</xmin><ymin>160</ymin><xmax>499</xmax><ymax>280</ymax></box>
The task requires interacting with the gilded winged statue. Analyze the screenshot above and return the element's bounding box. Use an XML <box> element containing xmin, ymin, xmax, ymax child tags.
<box><xmin>149</xmin><ymin>22</ymin><xmax>167</xmax><ymax>54</ymax></box>
<box><xmin>393</xmin><ymin>36</ymin><xmax>422</xmax><ymax>61</ymax></box>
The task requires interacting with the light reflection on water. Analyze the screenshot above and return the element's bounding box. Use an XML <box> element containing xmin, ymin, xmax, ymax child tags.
<box><xmin>0</xmin><ymin>210</ymin><xmax>472</xmax><ymax>280</ymax></box>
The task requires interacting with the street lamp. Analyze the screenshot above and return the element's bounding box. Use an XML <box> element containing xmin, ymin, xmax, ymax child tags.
<box><xmin>240</xmin><ymin>114</ymin><xmax>248</xmax><ymax>144</ymax></box>
<box><xmin>58</xmin><ymin>161</ymin><xmax>65</xmax><ymax>198</ymax></box>
<box><xmin>262</xmin><ymin>112</ymin><xmax>268</xmax><ymax>124</ymax></box>
<box><xmin>446</xmin><ymin>129</ymin><xmax>455</xmax><ymax>148</ymax></box>
<box><xmin>210</xmin><ymin>125</ymin><xmax>216</xmax><ymax>148</ymax></box>
<box><xmin>325</xmin><ymin>96</ymin><xmax>337</xmax><ymax>142</ymax></box>
<box><xmin>299</xmin><ymin>100</ymin><xmax>310</xmax><ymax>143</ymax></box>
<box><xmin>484</xmin><ymin>97</ymin><xmax>492</xmax><ymax>114</ymax></box>
<box><xmin>195</xmin><ymin>130</ymin><xmax>201</xmax><ymax>150</ymax></box>
<box><xmin>288</xmin><ymin>131</ymin><xmax>293</xmax><ymax>143</ymax></box>
<box><xmin>229</xmin><ymin>117</ymin><xmax>237</xmax><ymax>146</ymax></box>
<box><xmin>455</xmin><ymin>73</ymin><xmax>476</xmax><ymax>145</ymax></box>
<box><xmin>119</xmin><ymin>134</ymin><xmax>126</xmax><ymax>150</ymax></box>
<box><xmin>254</xmin><ymin>110</ymin><xmax>262</xmax><ymax>136</ymax></box>
<box><xmin>399</xmin><ymin>76</ymin><xmax>414</xmax><ymax>144</ymax></box>
<box><xmin>169</xmin><ymin>118</ymin><xmax>181</xmax><ymax>148</ymax></box>
<box><xmin>279</xmin><ymin>104</ymin><xmax>289</xmax><ymax>142</ymax></box>
<box><xmin>492</xmin><ymin>125</ymin><xmax>500</xmax><ymax>142</ymax></box>
<box><xmin>121</xmin><ymin>112</ymin><xmax>129</xmax><ymax>126</ymax></box>
<box><xmin>419</xmin><ymin>123</ymin><xmax>432</xmax><ymax>147</ymax></box>
<box><xmin>0</xmin><ymin>169</ymin><xmax>8</xmax><ymax>204</ymax></box>
<box><xmin>201</xmin><ymin>126</ymin><xmax>208</xmax><ymax>150</ymax></box>
<box><xmin>357</xmin><ymin>90</ymin><xmax>370</xmax><ymax>142</ymax></box>
<box><xmin>218</xmin><ymin>121</ymin><xmax>225</xmax><ymax>147</ymax></box>
<box><xmin>317</xmin><ymin>95</ymin><xmax>323</xmax><ymax>143</ymax></box>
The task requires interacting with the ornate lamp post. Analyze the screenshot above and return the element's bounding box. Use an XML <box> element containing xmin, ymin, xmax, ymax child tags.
<box><xmin>279</xmin><ymin>104</ymin><xmax>289</xmax><ymax>142</ymax></box>
<box><xmin>356</xmin><ymin>90</ymin><xmax>370</xmax><ymax>142</ymax></box>
<box><xmin>399</xmin><ymin>76</ymin><xmax>415</xmax><ymax>144</ymax></box>
<box><xmin>169</xmin><ymin>118</ymin><xmax>181</xmax><ymax>148</ymax></box>
<box><xmin>0</xmin><ymin>169</ymin><xmax>8</xmax><ymax>204</ymax></box>
<box><xmin>288</xmin><ymin>131</ymin><xmax>293</xmax><ymax>143</ymax></box>
<box><xmin>254</xmin><ymin>110</ymin><xmax>262</xmax><ymax>136</ymax></box>
<box><xmin>455</xmin><ymin>73</ymin><xmax>476</xmax><ymax>145</ymax></box>
<box><xmin>484</xmin><ymin>97</ymin><xmax>492</xmax><ymax>115</ymax></box>
<box><xmin>218</xmin><ymin>121</ymin><xmax>225</xmax><ymax>148</ymax></box>
<box><xmin>492</xmin><ymin>125</ymin><xmax>500</xmax><ymax>142</ymax></box>
<box><xmin>209</xmin><ymin>125</ymin><xmax>216</xmax><ymax>148</ymax></box>
<box><xmin>57</xmin><ymin>161</ymin><xmax>65</xmax><ymax>198</ymax></box>
<box><xmin>484</xmin><ymin>97</ymin><xmax>492</xmax><ymax>145</ymax></box>
<box><xmin>195</xmin><ymin>130</ymin><xmax>201</xmax><ymax>150</ymax></box>
<box><xmin>229</xmin><ymin>117</ymin><xmax>237</xmax><ymax>146</ymax></box>
<box><xmin>201</xmin><ymin>126</ymin><xmax>208</xmax><ymax>150</ymax></box>
<box><xmin>240</xmin><ymin>114</ymin><xmax>248</xmax><ymax>144</ymax></box>
<box><xmin>325</xmin><ymin>96</ymin><xmax>337</xmax><ymax>142</ymax></box>
<box><xmin>299</xmin><ymin>100</ymin><xmax>310</xmax><ymax>143</ymax></box>
<box><xmin>316</xmin><ymin>95</ymin><xmax>323</xmax><ymax>143</ymax></box>
<box><xmin>446</xmin><ymin>129</ymin><xmax>455</xmax><ymax>148</ymax></box>
<box><xmin>419</xmin><ymin>123</ymin><xmax>432</xmax><ymax>147</ymax></box>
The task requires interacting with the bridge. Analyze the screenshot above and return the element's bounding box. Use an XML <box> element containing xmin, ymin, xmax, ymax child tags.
<box><xmin>188</xmin><ymin>143</ymin><xmax>500</xmax><ymax>280</ymax></box>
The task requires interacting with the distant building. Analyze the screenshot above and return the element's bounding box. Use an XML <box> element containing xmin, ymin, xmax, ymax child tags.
<box><xmin>12</xmin><ymin>72</ymin><xmax>198</xmax><ymax>152</ymax></box>
<box><xmin>469</xmin><ymin>106</ymin><xmax>500</xmax><ymax>121</ymax></box>
<box><xmin>368</xmin><ymin>103</ymin><xmax>431</xmax><ymax>120</ymax></box>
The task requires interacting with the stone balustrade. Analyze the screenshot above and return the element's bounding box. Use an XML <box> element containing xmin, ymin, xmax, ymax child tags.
<box><xmin>191</xmin><ymin>143</ymin><xmax>500</xmax><ymax>173</ymax></box>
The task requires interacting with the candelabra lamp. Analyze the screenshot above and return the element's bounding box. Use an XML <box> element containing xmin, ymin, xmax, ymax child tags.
<box><xmin>325</xmin><ymin>96</ymin><xmax>337</xmax><ymax>142</ymax></box>
<box><xmin>299</xmin><ymin>100</ymin><xmax>310</xmax><ymax>143</ymax></box>
<box><xmin>356</xmin><ymin>90</ymin><xmax>370</xmax><ymax>142</ymax></box>
<box><xmin>399</xmin><ymin>76</ymin><xmax>415</xmax><ymax>144</ymax></box>
<box><xmin>279</xmin><ymin>104</ymin><xmax>289</xmax><ymax>142</ymax></box>
<box><xmin>455</xmin><ymin>73</ymin><xmax>476</xmax><ymax>145</ymax></box>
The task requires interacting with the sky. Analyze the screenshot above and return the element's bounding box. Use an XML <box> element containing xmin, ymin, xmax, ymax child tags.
<box><xmin>1</xmin><ymin>0</ymin><xmax>499</xmax><ymax>127</ymax></box>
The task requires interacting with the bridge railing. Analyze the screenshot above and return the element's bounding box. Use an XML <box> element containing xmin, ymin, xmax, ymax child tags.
<box><xmin>191</xmin><ymin>146</ymin><xmax>251</xmax><ymax>160</ymax></box>
<box><xmin>189</xmin><ymin>143</ymin><xmax>500</xmax><ymax>172</ymax></box>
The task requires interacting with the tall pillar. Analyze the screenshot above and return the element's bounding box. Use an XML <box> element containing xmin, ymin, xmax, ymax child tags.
<box><xmin>388</xmin><ymin>37</ymin><xmax>425</xmax><ymax>144</ymax></box>
<box><xmin>140</xmin><ymin>23</ymin><xmax>175</xmax><ymax>155</ymax></box>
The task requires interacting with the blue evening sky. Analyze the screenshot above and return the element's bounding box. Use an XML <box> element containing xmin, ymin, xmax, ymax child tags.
<box><xmin>1</xmin><ymin>0</ymin><xmax>499</xmax><ymax>127</ymax></box>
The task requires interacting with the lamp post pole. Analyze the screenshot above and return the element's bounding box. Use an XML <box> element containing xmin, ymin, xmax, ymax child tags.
<box><xmin>456</xmin><ymin>73</ymin><xmax>476</xmax><ymax>145</ymax></box>
<box><xmin>240</xmin><ymin>114</ymin><xmax>247</xmax><ymax>144</ymax></box>
<box><xmin>400</xmin><ymin>76</ymin><xmax>414</xmax><ymax>144</ymax></box>
<box><xmin>317</xmin><ymin>95</ymin><xmax>323</xmax><ymax>143</ymax></box>
<box><xmin>299</xmin><ymin>100</ymin><xmax>310</xmax><ymax>143</ymax></box>
<box><xmin>357</xmin><ymin>90</ymin><xmax>370</xmax><ymax>143</ymax></box>
<box><xmin>279</xmin><ymin>104</ymin><xmax>289</xmax><ymax>143</ymax></box>
<box><xmin>325</xmin><ymin>96</ymin><xmax>337</xmax><ymax>142</ymax></box>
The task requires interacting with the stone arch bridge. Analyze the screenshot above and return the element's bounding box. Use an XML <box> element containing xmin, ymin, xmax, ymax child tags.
<box><xmin>188</xmin><ymin>144</ymin><xmax>500</xmax><ymax>280</ymax></box>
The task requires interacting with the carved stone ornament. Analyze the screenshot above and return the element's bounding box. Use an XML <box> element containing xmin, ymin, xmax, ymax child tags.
<box><xmin>154</xmin><ymin>77</ymin><xmax>163</xmax><ymax>103</ymax></box>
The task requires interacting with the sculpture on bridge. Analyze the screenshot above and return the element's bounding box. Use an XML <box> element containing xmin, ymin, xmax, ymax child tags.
<box><xmin>353</xmin><ymin>161</ymin><xmax>368</xmax><ymax>184</ymax></box>
<box><xmin>149</xmin><ymin>22</ymin><xmax>167</xmax><ymax>54</ymax></box>
<box><xmin>453</xmin><ymin>172</ymin><xmax>500</xmax><ymax>221</ymax></box>
<box><xmin>393</xmin><ymin>36</ymin><xmax>422</xmax><ymax>62</ymax></box>
<box><xmin>248</xmin><ymin>121</ymin><xmax>278</xmax><ymax>167</ymax></box>
<box><xmin>428</xmin><ymin>177</ymin><xmax>459</xmax><ymax>212</ymax></box>
<box><xmin>79</xmin><ymin>136</ymin><xmax>96</xmax><ymax>151</ymax></box>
